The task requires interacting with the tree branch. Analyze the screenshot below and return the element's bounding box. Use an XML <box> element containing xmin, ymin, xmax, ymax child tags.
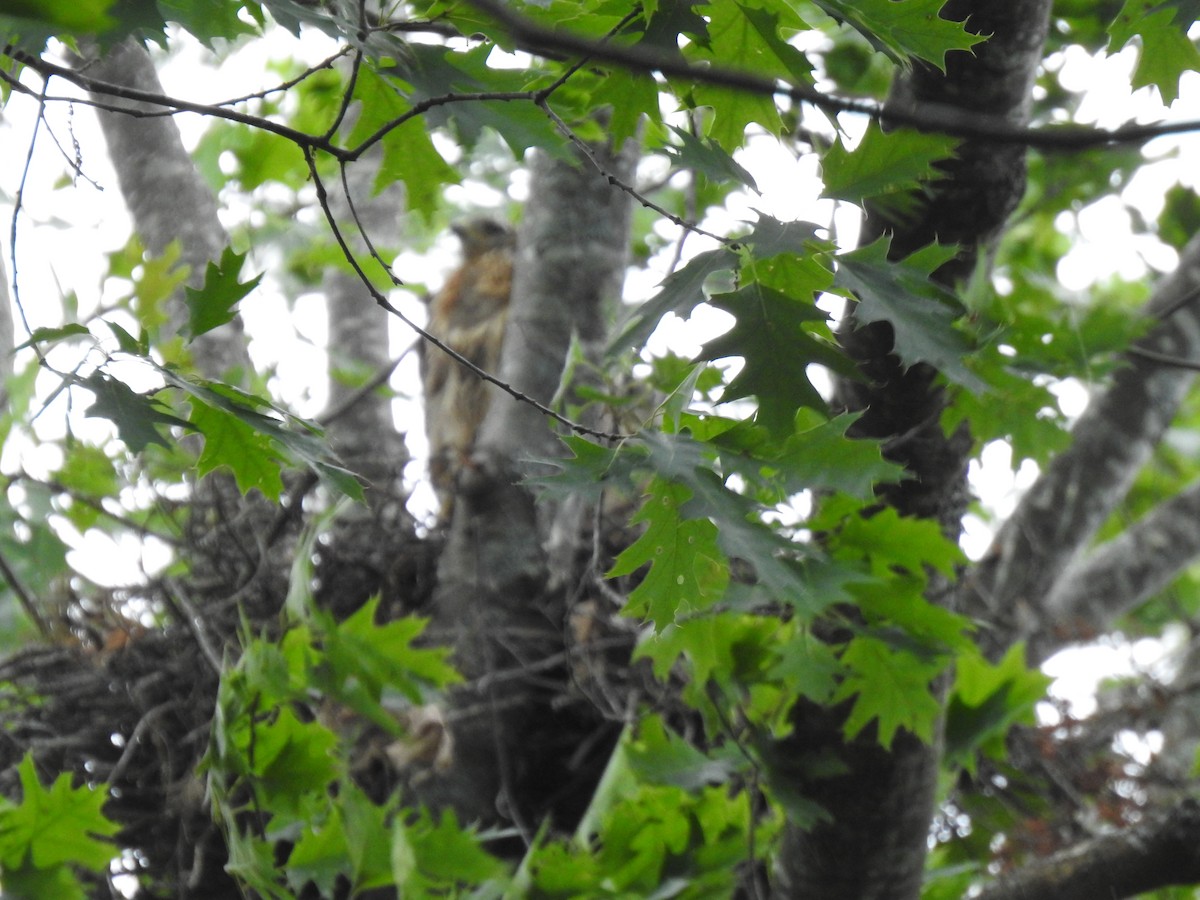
<box><xmin>461</xmin><ymin>0</ymin><xmax>1200</xmax><ymax>151</ymax></box>
<box><xmin>1036</xmin><ymin>479</ymin><xmax>1200</xmax><ymax>658</ymax></box>
<box><xmin>965</xmin><ymin>235</ymin><xmax>1200</xmax><ymax>657</ymax></box>
<box><xmin>975</xmin><ymin>799</ymin><xmax>1200</xmax><ymax>900</ymax></box>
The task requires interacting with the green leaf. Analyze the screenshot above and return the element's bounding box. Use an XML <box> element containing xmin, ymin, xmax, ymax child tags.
<box><xmin>663</xmin><ymin>125</ymin><xmax>758</xmax><ymax>192</ymax></box>
<box><xmin>53</xmin><ymin>444</ymin><xmax>120</xmax><ymax>530</ymax></box>
<box><xmin>821</xmin><ymin>122</ymin><xmax>958</xmax><ymax>204</ymax></box>
<box><xmin>158</xmin><ymin>0</ymin><xmax>259</xmax><ymax>46</ymax></box>
<box><xmin>14</xmin><ymin>323</ymin><xmax>91</xmax><ymax>351</ymax></box>
<box><xmin>769</xmin><ymin>630</ymin><xmax>842</xmax><ymax>704</ymax></box>
<box><xmin>608</xmin><ymin>477</ymin><xmax>730</xmax><ymax>628</ymax></box>
<box><xmin>349</xmin><ymin>66</ymin><xmax>460</xmax><ymax>217</ymax></box>
<box><xmin>1</xmin><ymin>0</ymin><xmax>114</xmax><ymax>32</ymax></box>
<box><xmin>702</xmin><ymin>283</ymin><xmax>850</xmax><ymax>434</ymax></box>
<box><xmin>82</xmin><ymin>372</ymin><xmax>195</xmax><ymax>453</ymax></box>
<box><xmin>249</xmin><ymin>707</ymin><xmax>339</xmax><ymax>819</ymax></box>
<box><xmin>340</xmin><ymin>788</ymin><xmax>395</xmax><ymax>892</ymax></box>
<box><xmin>189</xmin><ymin>401</ymin><xmax>286</xmax><ymax>500</ymax></box>
<box><xmin>184</xmin><ymin>246</ymin><xmax>262</xmax><ymax>341</ymax></box>
<box><xmin>592</xmin><ymin>68</ymin><xmax>663</xmax><ymax>146</ymax></box>
<box><xmin>638</xmin><ymin>431</ymin><xmax>835</xmax><ymax>617</ymax></box>
<box><xmin>381</xmin><ymin>43</ymin><xmax>561</xmax><ymax>158</ymax></box>
<box><xmin>106</xmin><ymin>321</ymin><xmax>149</xmax><ymax>356</ymax></box>
<box><xmin>287</xmin><ymin>810</ymin><xmax>349</xmax><ymax>897</ymax></box>
<box><xmin>399</xmin><ymin>809</ymin><xmax>505</xmax><ymax>889</ymax></box>
<box><xmin>626</xmin><ymin>716</ymin><xmax>737</xmax><ymax>790</ymax></box>
<box><xmin>944</xmin><ymin>644</ymin><xmax>1050</xmax><ymax>771</ymax></box>
<box><xmin>316</xmin><ymin>598</ymin><xmax>461</xmax><ymax>726</ymax></box>
<box><xmin>835</xmin><ymin>506</ymin><xmax>965</xmax><ymax>580</ymax></box>
<box><xmin>0</xmin><ymin>860</ymin><xmax>87</xmax><ymax>900</ymax></box>
<box><xmin>155</xmin><ymin>366</ymin><xmax>365</xmax><ymax>501</ymax></box>
<box><xmin>608</xmin><ymin>247</ymin><xmax>740</xmax><ymax>355</ymax></box>
<box><xmin>1107</xmin><ymin>0</ymin><xmax>1200</xmax><ymax>104</ymax></box>
<box><xmin>835</xmin><ymin>236</ymin><xmax>986</xmax><ymax>391</ymax></box>
<box><xmin>833</xmin><ymin>637</ymin><xmax>945</xmax><ymax>748</ymax></box>
<box><xmin>0</xmin><ymin>754</ymin><xmax>119</xmax><ymax>873</ymax></box>
<box><xmin>811</xmin><ymin>0</ymin><xmax>988</xmax><ymax>71</ymax></box>
<box><xmin>772</xmin><ymin>411</ymin><xmax>905</xmax><ymax>499</ymax></box>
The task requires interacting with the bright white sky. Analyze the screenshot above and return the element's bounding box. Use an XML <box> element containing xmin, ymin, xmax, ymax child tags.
<box><xmin>4</xmin><ymin>26</ymin><xmax>1200</xmax><ymax>711</ymax></box>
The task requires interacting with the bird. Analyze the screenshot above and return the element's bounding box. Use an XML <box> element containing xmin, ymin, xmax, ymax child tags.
<box><xmin>422</xmin><ymin>216</ymin><xmax>516</xmax><ymax>521</ymax></box>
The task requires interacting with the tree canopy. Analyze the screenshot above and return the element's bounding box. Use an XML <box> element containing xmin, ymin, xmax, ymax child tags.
<box><xmin>3</xmin><ymin>1</ymin><xmax>1200</xmax><ymax>898</ymax></box>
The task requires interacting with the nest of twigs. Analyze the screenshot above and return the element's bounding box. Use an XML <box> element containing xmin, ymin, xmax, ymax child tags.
<box><xmin>0</xmin><ymin>473</ymin><xmax>649</xmax><ymax>897</ymax></box>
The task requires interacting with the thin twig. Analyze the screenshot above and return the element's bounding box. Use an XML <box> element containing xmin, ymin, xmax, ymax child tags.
<box><xmin>0</xmin><ymin>546</ymin><xmax>51</xmax><ymax>638</ymax></box>
<box><xmin>304</xmin><ymin>148</ymin><xmax>634</xmax><ymax>443</ymax></box>
<box><xmin>162</xmin><ymin>578</ymin><xmax>224</xmax><ymax>675</ymax></box>
<box><xmin>316</xmin><ymin>345</ymin><xmax>412</xmax><ymax>428</ymax></box>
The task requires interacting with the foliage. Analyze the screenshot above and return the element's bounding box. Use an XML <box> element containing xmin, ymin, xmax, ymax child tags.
<box><xmin>0</xmin><ymin>755</ymin><xmax>119</xmax><ymax>899</ymax></box>
<box><xmin>1</xmin><ymin>0</ymin><xmax>1199</xmax><ymax>898</ymax></box>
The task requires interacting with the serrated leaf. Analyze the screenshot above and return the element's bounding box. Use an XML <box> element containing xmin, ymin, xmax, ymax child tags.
<box><xmin>822</xmin><ymin>122</ymin><xmax>958</xmax><ymax>203</ymax></box>
<box><xmin>155</xmin><ymin>366</ymin><xmax>365</xmax><ymax>501</ymax></box>
<box><xmin>812</xmin><ymin>0</ymin><xmax>987</xmax><ymax>71</ymax></box>
<box><xmin>189</xmin><ymin>401</ymin><xmax>286</xmax><ymax>500</ymax></box>
<box><xmin>315</xmin><ymin>599</ymin><xmax>460</xmax><ymax>729</ymax></box>
<box><xmin>663</xmin><ymin>125</ymin><xmax>758</xmax><ymax>192</ymax></box>
<box><xmin>350</xmin><ymin>67</ymin><xmax>460</xmax><ymax>218</ymax></box>
<box><xmin>0</xmin><ymin>754</ymin><xmax>119</xmax><ymax>872</ymax></box>
<box><xmin>2</xmin><ymin>0</ymin><xmax>115</xmax><ymax>31</ymax></box>
<box><xmin>593</xmin><ymin>68</ymin><xmax>662</xmax><ymax>146</ymax></box>
<box><xmin>287</xmin><ymin>808</ymin><xmax>349</xmax><ymax>896</ymax></box>
<box><xmin>1107</xmin><ymin>0</ymin><xmax>1200</xmax><ymax>104</ymax></box>
<box><xmin>740</xmin><ymin>214</ymin><xmax>824</xmax><ymax>258</ymax></box>
<box><xmin>247</xmin><ymin>707</ymin><xmax>339</xmax><ymax>818</ymax></box>
<box><xmin>769</xmin><ymin>630</ymin><xmax>842</xmax><ymax>704</ymax></box>
<box><xmin>836</xmin><ymin>506</ymin><xmax>965</xmax><ymax>580</ymax></box>
<box><xmin>106</xmin><ymin>321</ymin><xmax>149</xmax><ymax>356</ymax></box>
<box><xmin>382</xmin><ymin>43</ymin><xmax>561</xmax><ymax>158</ymax></box>
<box><xmin>773</xmin><ymin>411</ymin><xmax>905</xmax><ymax>498</ymax></box>
<box><xmin>401</xmin><ymin>809</ymin><xmax>505</xmax><ymax>887</ymax></box>
<box><xmin>702</xmin><ymin>283</ymin><xmax>851</xmax><ymax>434</ymax></box>
<box><xmin>688</xmin><ymin>2</ymin><xmax>803</xmax><ymax>148</ymax></box>
<box><xmin>835</xmin><ymin>236</ymin><xmax>986</xmax><ymax>391</ymax></box>
<box><xmin>184</xmin><ymin>246</ymin><xmax>262</xmax><ymax>341</ymax></box>
<box><xmin>944</xmin><ymin>644</ymin><xmax>1050</xmax><ymax>771</ymax></box>
<box><xmin>637</xmin><ymin>431</ymin><xmax>837</xmax><ymax>617</ymax></box>
<box><xmin>608</xmin><ymin>247</ymin><xmax>739</xmax><ymax>355</ymax></box>
<box><xmin>158</xmin><ymin>0</ymin><xmax>258</xmax><ymax>46</ymax></box>
<box><xmin>82</xmin><ymin>372</ymin><xmax>195</xmax><ymax>453</ymax></box>
<box><xmin>608</xmin><ymin>478</ymin><xmax>729</xmax><ymax>628</ymax></box>
<box><xmin>833</xmin><ymin>637</ymin><xmax>944</xmax><ymax>748</ymax></box>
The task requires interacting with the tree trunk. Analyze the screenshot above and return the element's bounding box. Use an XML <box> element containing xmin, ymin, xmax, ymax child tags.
<box><xmin>777</xmin><ymin>3</ymin><xmax>1053</xmax><ymax>897</ymax></box>
<box><xmin>414</xmin><ymin>137</ymin><xmax>636</xmax><ymax>834</ymax></box>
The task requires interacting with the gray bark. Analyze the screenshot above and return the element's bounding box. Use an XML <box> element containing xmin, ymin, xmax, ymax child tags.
<box><xmin>974</xmin><ymin>799</ymin><xmax>1200</xmax><ymax>900</ymax></box>
<box><xmin>79</xmin><ymin>38</ymin><xmax>250</xmax><ymax>380</ymax></box>
<box><xmin>415</xmin><ymin>139</ymin><xmax>635</xmax><ymax>826</ymax></box>
<box><xmin>967</xmin><ymin>235</ymin><xmax>1200</xmax><ymax>659</ymax></box>
<box><xmin>1039</xmin><ymin>478</ymin><xmax>1200</xmax><ymax>660</ymax></box>
<box><xmin>319</xmin><ymin>152</ymin><xmax>408</xmax><ymax>487</ymax></box>
<box><xmin>781</xmin><ymin>3</ymin><xmax>1054</xmax><ymax>898</ymax></box>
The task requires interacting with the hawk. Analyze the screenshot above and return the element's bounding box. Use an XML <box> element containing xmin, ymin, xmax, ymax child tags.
<box><xmin>423</xmin><ymin>217</ymin><xmax>515</xmax><ymax>520</ymax></box>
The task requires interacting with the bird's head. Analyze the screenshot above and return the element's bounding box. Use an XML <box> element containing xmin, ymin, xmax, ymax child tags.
<box><xmin>451</xmin><ymin>216</ymin><xmax>515</xmax><ymax>257</ymax></box>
